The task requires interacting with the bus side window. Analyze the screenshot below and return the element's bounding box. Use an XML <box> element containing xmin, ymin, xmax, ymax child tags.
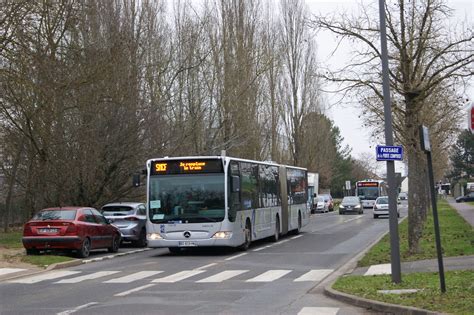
<box><xmin>228</xmin><ymin>161</ymin><xmax>240</xmax><ymax>222</ymax></box>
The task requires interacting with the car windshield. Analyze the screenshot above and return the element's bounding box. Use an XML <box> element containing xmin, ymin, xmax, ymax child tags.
<box><xmin>317</xmin><ymin>196</ymin><xmax>325</xmax><ymax>202</ymax></box>
<box><xmin>102</xmin><ymin>206</ymin><xmax>134</xmax><ymax>215</ymax></box>
<box><xmin>33</xmin><ymin>210</ymin><xmax>77</xmax><ymax>220</ymax></box>
<box><xmin>148</xmin><ymin>174</ymin><xmax>225</xmax><ymax>223</ymax></box>
<box><xmin>342</xmin><ymin>197</ymin><xmax>359</xmax><ymax>203</ymax></box>
<box><xmin>377</xmin><ymin>198</ymin><xmax>388</xmax><ymax>205</ymax></box>
<box><xmin>320</xmin><ymin>195</ymin><xmax>331</xmax><ymax>201</ymax></box>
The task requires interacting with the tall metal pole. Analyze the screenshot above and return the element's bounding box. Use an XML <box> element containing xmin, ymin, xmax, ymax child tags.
<box><xmin>378</xmin><ymin>0</ymin><xmax>401</xmax><ymax>283</ymax></box>
<box><xmin>426</xmin><ymin>151</ymin><xmax>447</xmax><ymax>292</ymax></box>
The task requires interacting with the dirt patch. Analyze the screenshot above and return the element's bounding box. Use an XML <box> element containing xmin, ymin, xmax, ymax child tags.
<box><xmin>0</xmin><ymin>247</ymin><xmax>41</xmax><ymax>270</ymax></box>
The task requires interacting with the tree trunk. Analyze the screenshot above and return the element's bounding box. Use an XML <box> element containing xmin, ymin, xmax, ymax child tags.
<box><xmin>406</xmin><ymin>101</ymin><xmax>428</xmax><ymax>254</ymax></box>
<box><xmin>3</xmin><ymin>144</ymin><xmax>23</xmax><ymax>232</ymax></box>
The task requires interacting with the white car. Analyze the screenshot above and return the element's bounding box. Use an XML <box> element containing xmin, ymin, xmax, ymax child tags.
<box><xmin>313</xmin><ymin>196</ymin><xmax>328</xmax><ymax>213</ymax></box>
<box><xmin>373</xmin><ymin>196</ymin><xmax>399</xmax><ymax>219</ymax></box>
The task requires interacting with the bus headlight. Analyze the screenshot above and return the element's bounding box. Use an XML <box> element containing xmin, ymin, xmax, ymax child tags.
<box><xmin>212</xmin><ymin>231</ymin><xmax>232</xmax><ymax>239</ymax></box>
<box><xmin>147</xmin><ymin>233</ymin><xmax>163</xmax><ymax>240</ymax></box>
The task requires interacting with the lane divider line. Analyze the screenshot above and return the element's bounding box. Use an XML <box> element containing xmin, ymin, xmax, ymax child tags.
<box><xmin>114</xmin><ymin>284</ymin><xmax>156</xmax><ymax>297</ymax></box>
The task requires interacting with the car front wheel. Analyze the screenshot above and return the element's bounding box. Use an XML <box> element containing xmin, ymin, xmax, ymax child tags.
<box><xmin>108</xmin><ymin>235</ymin><xmax>120</xmax><ymax>253</ymax></box>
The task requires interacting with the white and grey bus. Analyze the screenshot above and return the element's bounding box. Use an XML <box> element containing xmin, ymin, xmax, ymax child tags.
<box><xmin>145</xmin><ymin>156</ymin><xmax>310</xmax><ymax>252</ymax></box>
<box><xmin>355</xmin><ymin>180</ymin><xmax>387</xmax><ymax>208</ymax></box>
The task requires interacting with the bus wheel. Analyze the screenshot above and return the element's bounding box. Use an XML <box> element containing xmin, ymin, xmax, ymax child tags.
<box><xmin>239</xmin><ymin>221</ymin><xmax>251</xmax><ymax>251</ymax></box>
<box><xmin>272</xmin><ymin>216</ymin><xmax>280</xmax><ymax>242</ymax></box>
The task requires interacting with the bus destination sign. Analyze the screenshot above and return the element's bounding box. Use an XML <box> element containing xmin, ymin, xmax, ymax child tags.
<box><xmin>357</xmin><ymin>182</ymin><xmax>378</xmax><ymax>187</ymax></box>
<box><xmin>376</xmin><ymin>145</ymin><xmax>403</xmax><ymax>161</ymax></box>
<box><xmin>151</xmin><ymin>159</ymin><xmax>223</xmax><ymax>175</ymax></box>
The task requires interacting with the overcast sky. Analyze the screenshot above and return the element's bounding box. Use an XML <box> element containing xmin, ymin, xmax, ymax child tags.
<box><xmin>306</xmin><ymin>0</ymin><xmax>473</xmax><ymax>175</ymax></box>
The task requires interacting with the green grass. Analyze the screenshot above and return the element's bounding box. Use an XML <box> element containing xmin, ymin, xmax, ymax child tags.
<box><xmin>333</xmin><ymin>270</ymin><xmax>474</xmax><ymax>314</ymax></box>
<box><xmin>0</xmin><ymin>231</ymin><xmax>23</xmax><ymax>249</ymax></box>
<box><xmin>334</xmin><ymin>200</ymin><xmax>474</xmax><ymax>314</ymax></box>
<box><xmin>358</xmin><ymin>200</ymin><xmax>474</xmax><ymax>267</ymax></box>
<box><xmin>21</xmin><ymin>254</ymin><xmax>73</xmax><ymax>267</ymax></box>
<box><xmin>1</xmin><ymin>230</ymin><xmax>75</xmax><ymax>267</ymax></box>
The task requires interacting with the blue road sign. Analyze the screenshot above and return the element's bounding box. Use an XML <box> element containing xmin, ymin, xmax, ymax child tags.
<box><xmin>376</xmin><ymin>145</ymin><xmax>403</xmax><ymax>161</ymax></box>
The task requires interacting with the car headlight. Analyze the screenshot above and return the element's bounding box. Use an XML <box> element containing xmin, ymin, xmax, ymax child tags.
<box><xmin>339</xmin><ymin>205</ymin><xmax>344</xmax><ymax>209</ymax></box>
<box><xmin>355</xmin><ymin>205</ymin><xmax>361</xmax><ymax>209</ymax></box>
<box><xmin>212</xmin><ymin>231</ymin><xmax>232</xmax><ymax>239</ymax></box>
<box><xmin>147</xmin><ymin>233</ymin><xmax>163</xmax><ymax>240</ymax></box>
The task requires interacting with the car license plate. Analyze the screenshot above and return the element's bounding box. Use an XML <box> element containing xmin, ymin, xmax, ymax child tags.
<box><xmin>178</xmin><ymin>241</ymin><xmax>197</xmax><ymax>247</ymax></box>
<box><xmin>38</xmin><ymin>228</ymin><xmax>58</xmax><ymax>233</ymax></box>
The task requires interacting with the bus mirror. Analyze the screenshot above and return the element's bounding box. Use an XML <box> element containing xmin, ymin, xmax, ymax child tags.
<box><xmin>132</xmin><ymin>174</ymin><xmax>140</xmax><ymax>187</ymax></box>
<box><xmin>231</xmin><ymin>175</ymin><xmax>240</xmax><ymax>192</ymax></box>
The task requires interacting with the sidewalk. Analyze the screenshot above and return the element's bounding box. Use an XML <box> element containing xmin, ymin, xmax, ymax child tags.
<box><xmin>446</xmin><ymin>196</ymin><xmax>474</xmax><ymax>227</ymax></box>
<box><xmin>325</xmin><ymin>198</ymin><xmax>474</xmax><ymax>314</ymax></box>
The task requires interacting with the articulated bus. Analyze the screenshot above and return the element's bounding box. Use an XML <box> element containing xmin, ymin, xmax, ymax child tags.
<box><xmin>355</xmin><ymin>180</ymin><xmax>387</xmax><ymax>208</ymax></box>
<box><xmin>145</xmin><ymin>156</ymin><xmax>310</xmax><ymax>252</ymax></box>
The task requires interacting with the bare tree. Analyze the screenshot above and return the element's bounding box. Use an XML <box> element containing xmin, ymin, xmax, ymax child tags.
<box><xmin>313</xmin><ymin>0</ymin><xmax>473</xmax><ymax>253</ymax></box>
<box><xmin>278</xmin><ymin>0</ymin><xmax>321</xmax><ymax>166</ymax></box>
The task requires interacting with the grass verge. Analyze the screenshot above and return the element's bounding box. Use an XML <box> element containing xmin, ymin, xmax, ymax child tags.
<box><xmin>333</xmin><ymin>200</ymin><xmax>474</xmax><ymax>314</ymax></box>
<box><xmin>358</xmin><ymin>199</ymin><xmax>474</xmax><ymax>267</ymax></box>
<box><xmin>333</xmin><ymin>270</ymin><xmax>474</xmax><ymax>314</ymax></box>
<box><xmin>1</xmin><ymin>230</ymin><xmax>75</xmax><ymax>267</ymax></box>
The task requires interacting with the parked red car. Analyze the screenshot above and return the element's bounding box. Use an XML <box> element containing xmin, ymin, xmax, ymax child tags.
<box><xmin>22</xmin><ymin>207</ymin><xmax>121</xmax><ymax>258</ymax></box>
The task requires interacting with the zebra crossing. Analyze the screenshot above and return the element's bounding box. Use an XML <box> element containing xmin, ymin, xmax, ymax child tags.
<box><xmin>4</xmin><ymin>267</ymin><xmax>334</xmax><ymax>285</ymax></box>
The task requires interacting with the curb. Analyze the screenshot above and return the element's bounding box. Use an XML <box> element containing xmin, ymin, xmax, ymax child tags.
<box><xmin>324</xmin><ymin>286</ymin><xmax>440</xmax><ymax>315</ymax></box>
<box><xmin>321</xmin><ymin>215</ymin><xmax>444</xmax><ymax>314</ymax></box>
<box><xmin>0</xmin><ymin>247</ymin><xmax>152</xmax><ymax>282</ymax></box>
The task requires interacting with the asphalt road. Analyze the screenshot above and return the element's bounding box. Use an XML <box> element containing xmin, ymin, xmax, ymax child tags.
<box><xmin>0</xmin><ymin>203</ymin><xmax>408</xmax><ymax>315</ymax></box>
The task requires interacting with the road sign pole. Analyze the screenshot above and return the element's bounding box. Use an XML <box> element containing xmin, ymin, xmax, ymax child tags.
<box><xmin>420</xmin><ymin>125</ymin><xmax>446</xmax><ymax>293</ymax></box>
<box><xmin>378</xmin><ymin>0</ymin><xmax>401</xmax><ymax>283</ymax></box>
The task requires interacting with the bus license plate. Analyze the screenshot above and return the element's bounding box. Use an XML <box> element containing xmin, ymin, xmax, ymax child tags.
<box><xmin>178</xmin><ymin>241</ymin><xmax>197</xmax><ymax>247</ymax></box>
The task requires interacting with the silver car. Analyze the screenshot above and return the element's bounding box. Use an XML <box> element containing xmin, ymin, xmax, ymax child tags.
<box><xmin>373</xmin><ymin>196</ymin><xmax>400</xmax><ymax>219</ymax></box>
<box><xmin>101</xmin><ymin>202</ymin><xmax>147</xmax><ymax>247</ymax></box>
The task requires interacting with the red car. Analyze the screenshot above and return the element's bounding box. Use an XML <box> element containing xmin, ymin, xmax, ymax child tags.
<box><xmin>22</xmin><ymin>207</ymin><xmax>121</xmax><ymax>258</ymax></box>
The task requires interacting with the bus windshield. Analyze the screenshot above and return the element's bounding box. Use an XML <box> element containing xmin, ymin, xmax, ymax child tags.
<box><xmin>148</xmin><ymin>174</ymin><xmax>225</xmax><ymax>223</ymax></box>
<box><xmin>357</xmin><ymin>187</ymin><xmax>380</xmax><ymax>200</ymax></box>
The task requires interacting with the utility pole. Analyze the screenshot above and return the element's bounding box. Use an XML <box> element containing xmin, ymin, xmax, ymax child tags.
<box><xmin>378</xmin><ymin>0</ymin><xmax>401</xmax><ymax>283</ymax></box>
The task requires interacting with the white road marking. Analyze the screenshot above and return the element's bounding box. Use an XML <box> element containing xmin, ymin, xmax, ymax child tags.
<box><xmin>56</xmin><ymin>302</ymin><xmax>99</xmax><ymax>315</ymax></box>
<box><xmin>343</xmin><ymin>215</ymin><xmax>363</xmax><ymax>223</ymax></box>
<box><xmin>252</xmin><ymin>245</ymin><xmax>273</xmax><ymax>252</ymax></box>
<box><xmin>278</xmin><ymin>239</ymin><xmax>290</xmax><ymax>244</ymax></box>
<box><xmin>55</xmin><ymin>271</ymin><xmax>120</xmax><ymax>284</ymax></box>
<box><xmin>9</xmin><ymin>270</ymin><xmax>81</xmax><ymax>284</ymax></box>
<box><xmin>294</xmin><ymin>269</ymin><xmax>333</xmax><ymax>282</ymax></box>
<box><xmin>246</xmin><ymin>270</ymin><xmax>291</xmax><ymax>282</ymax></box>
<box><xmin>224</xmin><ymin>253</ymin><xmax>247</xmax><ymax>261</ymax></box>
<box><xmin>0</xmin><ymin>268</ymin><xmax>26</xmax><ymax>276</ymax></box>
<box><xmin>114</xmin><ymin>284</ymin><xmax>156</xmax><ymax>297</ymax></box>
<box><xmin>194</xmin><ymin>263</ymin><xmax>217</xmax><ymax>270</ymax></box>
<box><xmin>297</xmin><ymin>307</ymin><xmax>339</xmax><ymax>315</ymax></box>
<box><xmin>364</xmin><ymin>263</ymin><xmax>392</xmax><ymax>276</ymax></box>
<box><xmin>290</xmin><ymin>235</ymin><xmax>303</xmax><ymax>240</ymax></box>
<box><xmin>196</xmin><ymin>270</ymin><xmax>249</xmax><ymax>283</ymax></box>
<box><xmin>104</xmin><ymin>271</ymin><xmax>163</xmax><ymax>283</ymax></box>
<box><xmin>152</xmin><ymin>270</ymin><xmax>206</xmax><ymax>283</ymax></box>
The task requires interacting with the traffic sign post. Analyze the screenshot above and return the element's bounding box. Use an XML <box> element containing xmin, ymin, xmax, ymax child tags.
<box><xmin>419</xmin><ymin>125</ymin><xmax>446</xmax><ymax>293</ymax></box>
<box><xmin>378</xmin><ymin>0</ymin><xmax>401</xmax><ymax>284</ymax></box>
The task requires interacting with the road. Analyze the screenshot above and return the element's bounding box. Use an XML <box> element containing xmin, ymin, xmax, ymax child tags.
<box><xmin>0</xmin><ymin>203</ymin><xmax>407</xmax><ymax>315</ymax></box>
